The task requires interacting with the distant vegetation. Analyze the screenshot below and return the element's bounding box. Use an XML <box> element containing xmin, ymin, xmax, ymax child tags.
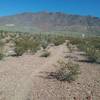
<box><xmin>0</xmin><ymin>30</ymin><xmax>100</xmax><ymax>63</ymax></box>
<box><xmin>0</xmin><ymin>30</ymin><xmax>67</xmax><ymax>57</ymax></box>
<box><xmin>69</xmin><ymin>37</ymin><xmax>100</xmax><ymax>63</ymax></box>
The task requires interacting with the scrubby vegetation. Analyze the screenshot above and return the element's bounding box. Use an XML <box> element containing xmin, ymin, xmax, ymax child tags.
<box><xmin>49</xmin><ymin>60</ymin><xmax>80</xmax><ymax>82</ymax></box>
<box><xmin>49</xmin><ymin>35</ymin><xmax>66</xmax><ymax>46</ymax></box>
<box><xmin>14</xmin><ymin>35</ymin><xmax>40</xmax><ymax>56</ymax></box>
<box><xmin>0</xmin><ymin>31</ymin><xmax>67</xmax><ymax>57</ymax></box>
<box><xmin>13</xmin><ymin>33</ymin><xmax>67</xmax><ymax>56</ymax></box>
<box><xmin>0</xmin><ymin>30</ymin><xmax>100</xmax><ymax>63</ymax></box>
<box><xmin>84</xmin><ymin>44</ymin><xmax>99</xmax><ymax>62</ymax></box>
<box><xmin>69</xmin><ymin>36</ymin><xmax>100</xmax><ymax>63</ymax></box>
<box><xmin>79</xmin><ymin>41</ymin><xmax>100</xmax><ymax>63</ymax></box>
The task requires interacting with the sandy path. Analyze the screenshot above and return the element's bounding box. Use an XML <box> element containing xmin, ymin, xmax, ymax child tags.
<box><xmin>0</xmin><ymin>44</ymin><xmax>67</xmax><ymax>100</ymax></box>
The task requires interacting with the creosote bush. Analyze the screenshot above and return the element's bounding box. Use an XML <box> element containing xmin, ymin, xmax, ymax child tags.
<box><xmin>51</xmin><ymin>36</ymin><xmax>66</xmax><ymax>46</ymax></box>
<box><xmin>52</xmin><ymin>60</ymin><xmax>80</xmax><ymax>82</ymax></box>
<box><xmin>78</xmin><ymin>41</ymin><xmax>100</xmax><ymax>63</ymax></box>
<box><xmin>41</xmin><ymin>40</ymin><xmax>48</xmax><ymax>49</ymax></box>
<box><xmin>85</xmin><ymin>44</ymin><xmax>99</xmax><ymax>62</ymax></box>
<box><xmin>14</xmin><ymin>47</ymin><xmax>25</xmax><ymax>56</ymax></box>
<box><xmin>14</xmin><ymin>35</ymin><xmax>40</xmax><ymax>56</ymax></box>
<box><xmin>71</xmin><ymin>37</ymin><xmax>100</xmax><ymax>63</ymax></box>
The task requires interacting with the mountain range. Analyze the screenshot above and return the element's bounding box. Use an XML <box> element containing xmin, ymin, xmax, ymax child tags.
<box><xmin>0</xmin><ymin>12</ymin><xmax>100</xmax><ymax>35</ymax></box>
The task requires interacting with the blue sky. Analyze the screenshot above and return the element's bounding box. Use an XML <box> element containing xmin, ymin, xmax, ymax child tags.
<box><xmin>0</xmin><ymin>0</ymin><xmax>100</xmax><ymax>17</ymax></box>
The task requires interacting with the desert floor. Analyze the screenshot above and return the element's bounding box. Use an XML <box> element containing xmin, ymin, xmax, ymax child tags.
<box><xmin>0</xmin><ymin>43</ymin><xmax>100</xmax><ymax>100</ymax></box>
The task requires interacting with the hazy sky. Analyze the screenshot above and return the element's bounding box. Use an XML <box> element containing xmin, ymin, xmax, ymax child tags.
<box><xmin>0</xmin><ymin>0</ymin><xmax>100</xmax><ymax>17</ymax></box>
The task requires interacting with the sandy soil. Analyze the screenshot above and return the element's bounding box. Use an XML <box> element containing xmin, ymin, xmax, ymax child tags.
<box><xmin>0</xmin><ymin>43</ymin><xmax>100</xmax><ymax>100</ymax></box>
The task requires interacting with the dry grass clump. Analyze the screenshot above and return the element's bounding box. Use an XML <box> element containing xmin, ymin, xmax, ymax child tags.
<box><xmin>49</xmin><ymin>60</ymin><xmax>80</xmax><ymax>82</ymax></box>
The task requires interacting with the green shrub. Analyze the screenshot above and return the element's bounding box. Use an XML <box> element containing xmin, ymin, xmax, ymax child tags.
<box><xmin>14</xmin><ymin>35</ymin><xmax>40</xmax><ymax>56</ymax></box>
<box><xmin>69</xmin><ymin>37</ymin><xmax>82</xmax><ymax>45</ymax></box>
<box><xmin>85</xmin><ymin>37</ymin><xmax>100</xmax><ymax>50</ymax></box>
<box><xmin>50</xmin><ymin>35</ymin><xmax>66</xmax><ymax>46</ymax></box>
<box><xmin>77</xmin><ymin>40</ymin><xmax>100</xmax><ymax>63</ymax></box>
<box><xmin>85</xmin><ymin>45</ymin><xmax>99</xmax><ymax>62</ymax></box>
<box><xmin>41</xmin><ymin>40</ymin><xmax>48</xmax><ymax>49</ymax></box>
<box><xmin>14</xmin><ymin>47</ymin><xmax>25</xmax><ymax>56</ymax></box>
<box><xmin>54</xmin><ymin>60</ymin><xmax>80</xmax><ymax>82</ymax></box>
<box><xmin>74</xmin><ymin>38</ymin><xmax>100</xmax><ymax>64</ymax></box>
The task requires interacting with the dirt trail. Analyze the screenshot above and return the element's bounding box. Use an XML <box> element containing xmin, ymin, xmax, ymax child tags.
<box><xmin>0</xmin><ymin>44</ymin><xmax>68</xmax><ymax>100</ymax></box>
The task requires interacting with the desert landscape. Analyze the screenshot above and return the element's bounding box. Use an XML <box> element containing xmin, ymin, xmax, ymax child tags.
<box><xmin>0</xmin><ymin>32</ymin><xmax>99</xmax><ymax>100</ymax></box>
<box><xmin>0</xmin><ymin>0</ymin><xmax>100</xmax><ymax>100</ymax></box>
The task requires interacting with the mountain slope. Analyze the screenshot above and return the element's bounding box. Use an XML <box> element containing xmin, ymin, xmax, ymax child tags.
<box><xmin>0</xmin><ymin>12</ymin><xmax>100</xmax><ymax>35</ymax></box>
